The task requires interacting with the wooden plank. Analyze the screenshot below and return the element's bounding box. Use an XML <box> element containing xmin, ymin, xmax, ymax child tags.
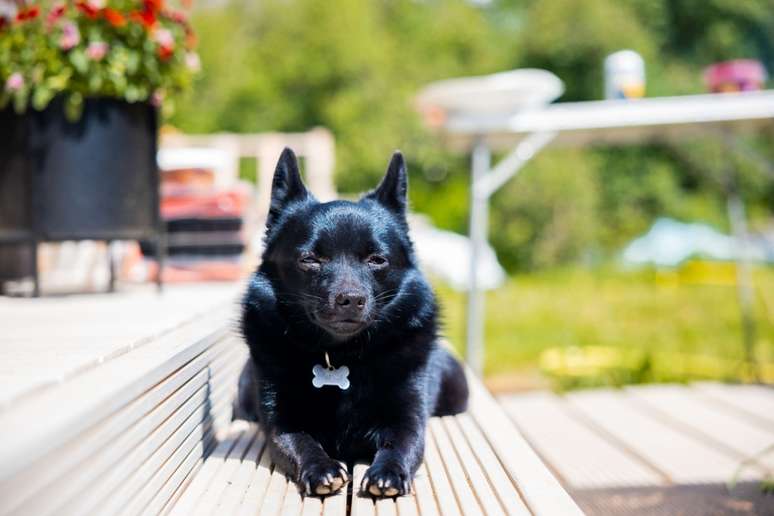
<box><xmin>120</xmin><ymin>420</ymin><xmax>213</xmax><ymax>516</ymax></box>
<box><xmin>259</xmin><ymin>464</ymin><xmax>292</xmax><ymax>516</ymax></box>
<box><xmin>161</xmin><ymin>434</ymin><xmax>218</xmax><ymax>516</ymax></box>
<box><xmin>0</xmin><ymin>336</ymin><xmax>235</xmax><ymax>514</ymax></box>
<box><xmin>169</xmin><ymin>424</ymin><xmax>248</xmax><ymax>515</ymax></box>
<box><xmin>350</xmin><ymin>463</ymin><xmax>376</xmax><ymax>516</ymax></box>
<box><xmin>82</xmin><ymin>342</ymin><xmax>246</xmax><ymax>514</ymax></box>
<box><xmin>375</xmin><ymin>496</ymin><xmax>398</xmax><ymax>516</ymax></box>
<box><xmin>301</xmin><ymin>495</ymin><xmax>323</xmax><ymax>516</ymax></box>
<box><xmin>160</xmin><ymin>455</ymin><xmax>206</xmax><ymax>516</ymax></box>
<box><xmin>0</xmin><ymin>305</ymin><xmax>233</xmax><ymax>483</ymax></box>
<box><xmin>59</xmin><ymin>382</ymin><xmax>215</xmax><ymax>516</ymax></box>
<box><xmin>466</xmin><ymin>369</ymin><xmax>582</xmax><ymax>516</ymax></box>
<box><xmin>61</xmin><ymin>343</ymin><xmax>244</xmax><ymax>515</ymax></box>
<box><xmin>280</xmin><ymin>481</ymin><xmax>304</xmax><ymax>516</ymax></box>
<box><xmin>501</xmin><ymin>391</ymin><xmax>664</xmax><ymax>489</ymax></box>
<box><xmin>627</xmin><ymin>385</ymin><xmax>774</xmax><ymax>469</ymax></box>
<box><xmin>442</xmin><ymin>416</ymin><xmax>506</xmax><ymax>516</ymax></box>
<box><xmin>428</xmin><ymin>418</ymin><xmax>483</xmax><ymax>515</ymax></box>
<box><xmin>0</xmin><ymin>284</ymin><xmax>240</xmax><ymax>408</ymax></box>
<box><xmin>144</xmin><ymin>431</ymin><xmax>214</xmax><ymax>516</ymax></box>
<box><xmin>236</xmin><ymin>429</ymin><xmax>274</xmax><ymax>516</ymax></box>
<box><xmin>412</xmin><ymin>462</ymin><xmax>439</xmax><ymax>516</ymax></box>
<box><xmin>566</xmin><ymin>389</ymin><xmax>753</xmax><ymax>483</ymax></box>
<box><xmin>693</xmin><ymin>383</ymin><xmax>774</xmax><ymax>429</ymax></box>
<box><xmin>454</xmin><ymin>414</ymin><xmax>530</xmax><ymax>516</ymax></box>
<box><xmin>321</xmin><ymin>463</ymin><xmax>349</xmax><ymax>516</ymax></box>
<box><xmin>193</xmin><ymin>426</ymin><xmax>258</xmax><ymax>516</ymax></box>
<box><xmin>422</xmin><ymin>422</ymin><xmax>462</xmax><ymax>516</ymax></box>
<box><xmin>217</xmin><ymin>430</ymin><xmax>267</xmax><ymax>514</ymax></box>
<box><xmin>395</xmin><ymin>493</ymin><xmax>419</xmax><ymax>516</ymax></box>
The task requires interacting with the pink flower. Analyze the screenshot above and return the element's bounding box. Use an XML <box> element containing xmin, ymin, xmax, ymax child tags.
<box><xmin>86</xmin><ymin>0</ymin><xmax>105</xmax><ymax>9</ymax></box>
<box><xmin>5</xmin><ymin>72</ymin><xmax>24</xmax><ymax>92</ymax></box>
<box><xmin>59</xmin><ymin>22</ymin><xmax>80</xmax><ymax>50</ymax></box>
<box><xmin>154</xmin><ymin>28</ymin><xmax>174</xmax><ymax>48</ymax></box>
<box><xmin>185</xmin><ymin>52</ymin><xmax>200</xmax><ymax>72</ymax></box>
<box><xmin>150</xmin><ymin>89</ymin><xmax>164</xmax><ymax>107</ymax></box>
<box><xmin>86</xmin><ymin>41</ymin><xmax>108</xmax><ymax>61</ymax></box>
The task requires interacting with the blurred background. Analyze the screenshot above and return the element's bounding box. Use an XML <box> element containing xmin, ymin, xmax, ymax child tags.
<box><xmin>2</xmin><ymin>0</ymin><xmax>773</xmax><ymax>392</ymax></box>
<box><xmin>174</xmin><ymin>0</ymin><xmax>774</xmax><ymax>391</ymax></box>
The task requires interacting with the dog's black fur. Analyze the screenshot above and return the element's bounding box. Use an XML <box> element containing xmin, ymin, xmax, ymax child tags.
<box><xmin>235</xmin><ymin>148</ymin><xmax>468</xmax><ymax>498</ymax></box>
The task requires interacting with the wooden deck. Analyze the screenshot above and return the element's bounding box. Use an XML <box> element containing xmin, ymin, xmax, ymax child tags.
<box><xmin>168</xmin><ymin>368</ymin><xmax>582</xmax><ymax>516</ymax></box>
<box><xmin>500</xmin><ymin>385</ymin><xmax>774</xmax><ymax>515</ymax></box>
<box><xmin>0</xmin><ymin>284</ymin><xmax>247</xmax><ymax>516</ymax></box>
<box><xmin>0</xmin><ymin>286</ymin><xmax>581</xmax><ymax>515</ymax></box>
<box><xmin>0</xmin><ymin>283</ymin><xmax>241</xmax><ymax>407</ymax></box>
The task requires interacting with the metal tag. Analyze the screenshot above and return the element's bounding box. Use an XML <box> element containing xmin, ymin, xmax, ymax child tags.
<box><xmin>312</xmin><ymin>364</ymin><xmax>350</xmax><ymax>390</ymax></box>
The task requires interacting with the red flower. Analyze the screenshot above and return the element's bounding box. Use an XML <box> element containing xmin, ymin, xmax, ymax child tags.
<box><xmin>157</xmin><ymin>45</ymin><xmax>173</xmax><ymax>60</ymax></box>
<box><xmin>15</xmin><ymin>5</ymin><xmax>40</xmax><ymax>22</ymax></box>
<box><xmin>131</xmin><ymin>8</ymin><xmax>156</xmax><ymax>28</ymax></box>
<box><xmin>0</xmin><ymin>16</ymin><xmax>7</xmax><ymax>30</ymax></box>
<box><xmin>75</xmin><ymin>1</ymin><xmax>99</xmax><ymax>19</ymax></box>
<box><xmin>143</xmin><ymin>0</ymin><xmax>164</xmax><ymax>13</ymax></box>
<box><xmin>102</xmin><ymin>8</ymin><xmax>126</xmax><ymax>27</ymax></box>
<box><xmin>46</xmin><ymin>4</ymin><xmax>66</xmax><ymax>25</ymax></box>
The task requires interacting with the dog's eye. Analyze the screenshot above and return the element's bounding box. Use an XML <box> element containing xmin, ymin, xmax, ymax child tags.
<box><xmin>366</xmin><ymin>254</ymin><xmax>389</xmax><ymax>269</ymax></box>
<box><xmin>298</xmin><ymin>254</ymin><xmax>322</xmax><ymax>271</ymax></box>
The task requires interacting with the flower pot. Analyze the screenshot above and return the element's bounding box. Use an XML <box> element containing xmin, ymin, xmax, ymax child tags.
<box><xmin>0</xmin><ymin>97</ymin><xmax>163</xmax><ymax>293</ymax></box>
<box><xmin>0</xmin><ymin>97</ymin><xmax>160</xmax><ymax>239</ymax></box>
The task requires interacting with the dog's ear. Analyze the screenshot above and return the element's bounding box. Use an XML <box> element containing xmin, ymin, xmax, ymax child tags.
<box><xmin>268</xmin><ymin>147</ymin><xmax>310</xmax><ymax>226</ymax></box>
<box><xmin>365</xmin><ymin>151</ymin><xmax>408</xmax><ymax>217</ymax></box>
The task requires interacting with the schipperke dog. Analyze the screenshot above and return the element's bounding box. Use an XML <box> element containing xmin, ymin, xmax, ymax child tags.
<box><xmin>235</xmin><ymin>148</ymin><xmax>468</xmax><ymax>498</ymax></box>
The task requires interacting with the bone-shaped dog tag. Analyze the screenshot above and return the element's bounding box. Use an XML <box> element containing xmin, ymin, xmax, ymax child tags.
<box><xmin>312</xmin><ymin>364</ymin><xmax>350</xmax><ymax>390</ymax></box>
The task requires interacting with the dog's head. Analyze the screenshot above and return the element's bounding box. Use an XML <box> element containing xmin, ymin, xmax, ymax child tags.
<box><xmin>262</xmin><ymin>148</ymin><xmax>419</xmax><ymax>343</ymax></box>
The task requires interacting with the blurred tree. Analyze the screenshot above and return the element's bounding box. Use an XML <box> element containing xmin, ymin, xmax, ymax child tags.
<box><xmin>173</xmin><ymin>0</ymin><xmax>505</xmax><ymax>191</ymax></box>
<box><xmin>173</xmin><ymin>0</ymin><xmax>773</xmax><ymax>272</ymax></box>
<box><xmin>489</xmin><ymin>149</ymin><xmax>599</xmax><ymax>270</ymax></box>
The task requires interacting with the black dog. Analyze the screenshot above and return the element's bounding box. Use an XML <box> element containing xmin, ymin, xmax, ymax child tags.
<box><xmin>235</xmin><ymin>148</ymin><xmax>468</xmax><ymax>498</ymax></box>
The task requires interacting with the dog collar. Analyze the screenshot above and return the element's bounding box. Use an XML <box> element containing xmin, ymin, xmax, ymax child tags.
<box><xmin>312</xmin><ymin>351</ymin><xmax>350</xmax><ymax>390</ymax></box>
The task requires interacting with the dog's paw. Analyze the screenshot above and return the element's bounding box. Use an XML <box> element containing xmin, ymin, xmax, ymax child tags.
<box><xmin>299</xmin><ymin>459</ymin><xmax>349</xmax><ymax>496</ymax></box>
<box><xmin>361</xmin><ymin>462</ymin><xmax>411</xmax><ymax>498</ymax></box>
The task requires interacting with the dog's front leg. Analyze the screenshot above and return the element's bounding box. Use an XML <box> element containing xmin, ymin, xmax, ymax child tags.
<box><xmin>361</xmin><ymin>423</ymin><xmax>425</xmax><ymax>497</ymax></box>
<box><xmin>269</xmin><ymin>431</ymin><xmax>349</xmax><ymax>496</ymax></box>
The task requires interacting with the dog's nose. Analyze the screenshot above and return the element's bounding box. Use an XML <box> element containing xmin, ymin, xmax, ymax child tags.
<box><xmin>335</xmin><ymin>292</ymin><xmax>366</xmax><ymax>311</ymax></box>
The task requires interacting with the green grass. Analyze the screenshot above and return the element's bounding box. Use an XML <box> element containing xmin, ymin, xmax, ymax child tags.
<box><xmin>434</xmin><ymin>265</ymin><xmax>774</xmax><ymax>389</ymax></box>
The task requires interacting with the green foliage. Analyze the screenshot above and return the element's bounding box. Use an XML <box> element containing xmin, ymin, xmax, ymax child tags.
<box><xmin>435</xmin><ymin>265</ymin><xmax>774</xmax><ymax>382</ymax></box>
<box><xmin>0</xmin><ymin>1</ymin><xmax>198</xmax><ymax>119</ymax></box>
<box><xmin>490</xmin><ymin>149</ymin><xmax>599</xmax><ymax>270</ymax></box>
<box><xmin>173</xmin><ymin>0</ymin><xmax>504</xmax><ymax>191</ymax></box>
<box><xmin>171</xmin><ymin>0</ymin><xmax>774</xmax><ymax>272</ymax></box>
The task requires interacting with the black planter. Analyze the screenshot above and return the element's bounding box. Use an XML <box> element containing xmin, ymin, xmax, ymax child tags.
<box><xmin>0</xmin><ymin>97</ymin><xmax>164</xmax><ymax>295</ymax></box>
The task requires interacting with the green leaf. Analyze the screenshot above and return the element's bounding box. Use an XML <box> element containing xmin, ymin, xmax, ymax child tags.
<box><xmin>31</xmin><ymin>86</ymin><xmax>54</xmax><ymax>111</ymax></box>
<box><xmin>64</xmin><ymin>93</ymin><xmax>83</xmax><ymax>122</ymax></box>
<box><xmin>69</xmin><ymin>50</ymin><xmax>89</xmax><ymax>75</ymax></box>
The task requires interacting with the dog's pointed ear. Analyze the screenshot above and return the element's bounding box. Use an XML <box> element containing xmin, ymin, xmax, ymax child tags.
<box><xmin>365</xmin><ymin>151</ymin><xmax>408</xmax><ymax>217</ymax></box>
<box><xmin>268</xmin><ymin>147</ymin><xmax>310</xmax><ymax>226</ymax></box>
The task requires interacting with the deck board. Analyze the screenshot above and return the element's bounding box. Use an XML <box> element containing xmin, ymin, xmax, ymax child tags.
<box><xmin>694</xmin><ymin>382</ymin><xmax>774</xmax><ymax>429</ymax></box>
<box><xmin>0</xmin><ymin>284</ymin><xmax>578</xmax><ymax>516</ymax></box>
<box><xmin>501</xmin><ymin>384</ymin><xmax>774</xmax><ymax>516</ymax></box>
<box><xmin>441</xmin><ymin>416</ymin><xmax>505</xmax><ymax>516</ymax></box>
<box><xmin>168</xmin><ymin>407</ymin><xmax>547</xmax><ymax>516</ymax></box>
<box><xmin>501</xmin><ymin>391</ymin><xmax>665</xmax><ymax>489</ymax></box>
<box><xmin>0</xmin><ymin>284</ymin><xmax>240</xmax><ymax>408</ymax></box>
<box><xmin>454</xmin><ymin>414</ymin><xmax>530</xmax><ymax>516</ymax></box>
<box><xmin>466</xmin><ymin>372</ymin><xmax>583</xmax><ymax>515</ymax></box>
<box><xmin>565</xmin><ymin>389</ymin><xmax>748</xmax><ymax>484</ymax></box>
<box><xmin>627</xmin><ymin>384</ymin><xmax>774</xmax><ymax>470</ymax></box>
<box><xmin>428</xmin><ymin>419</ymin><xmax>482</xmax><ymax>515</ymax></box>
